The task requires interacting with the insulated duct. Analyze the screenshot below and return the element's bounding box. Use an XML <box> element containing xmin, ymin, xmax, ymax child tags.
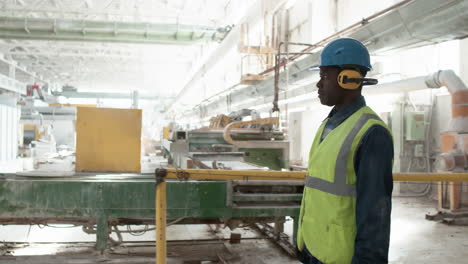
<box><xmin>0</xmin><ymin>16</ymin><xmax>229</xmax><ymax>44</ymax></box>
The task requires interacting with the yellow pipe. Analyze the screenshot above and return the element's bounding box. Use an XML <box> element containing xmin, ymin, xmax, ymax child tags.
<box><xmin>164</xmin><ymin>169</ymin><xmax>468</xmax><ymax>182</ymax></box>
<box><xmin>164</xmin><ymin>168</ymin><xmax>306</xmax><ymax>181</ymax></box>
<box><xmin>393</xmin><ymin>173</ymin><xmax>468</xmax><ymax>182</ymax></box>
<box><xmin>155</xmin><ymin>180</ymin><xmax>167</xmax><ymax>264</ymax></box>
<box><xmin>154</xmin><ymin>169</ymin><xmax>468</xmax><ymax>263</ymax></box>
<box><xmin>223</xmin><ymin>117</ymin><xmax>279</xmax><ymax>146</ymax></box>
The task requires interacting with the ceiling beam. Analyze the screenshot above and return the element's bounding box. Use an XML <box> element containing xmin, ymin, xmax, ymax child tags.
<box><xmin>0</xmin><ymin>16</ymin><xmax>228</xmax><ymax>44</ymax></box>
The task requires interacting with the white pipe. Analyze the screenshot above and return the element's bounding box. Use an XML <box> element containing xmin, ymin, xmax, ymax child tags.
<box><xmin>424</xmin><ymin>70</ymin><xmax>468</xmax><ymax>93</ymax></box>
<box><xmin>363</xmin><ymin>76</ymin><xmax>428</xmax><ymax>95</ymax></box>
<box><xmin>364</xmin><ymin>70</ymin><xmax>467</xmax><ymax>95</ymax></box>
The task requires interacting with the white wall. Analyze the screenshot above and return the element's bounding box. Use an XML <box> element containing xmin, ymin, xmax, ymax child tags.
<box><xmin>0</xmin><ymin>96</ymin><xmax>20</xmax><ymax>172</ymax></box>
<box><xmin>299</xmin><ymin>105</ymin><xmax>330</xmax><ymax>166</ymax></box>
<box><xmin>460</xmin><ymin>38</ymin><xmax>468</xmax><ymax>87</ymax></box>
<box><xmin>288</xmin><ymin>0</ymin><xmax>338</xmax><ymax>46</ymax></box>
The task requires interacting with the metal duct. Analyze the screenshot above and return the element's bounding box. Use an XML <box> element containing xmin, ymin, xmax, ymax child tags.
<box><xmin>0</xmin><ymin>16</ymin><xmax>229</xmax><ymax>44</ymax></box>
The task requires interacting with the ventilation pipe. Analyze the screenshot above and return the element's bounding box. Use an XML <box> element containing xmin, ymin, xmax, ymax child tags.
<box><xmin>425</xmin><ymin>70</ymin><xmax>468</xmax><ymax>132</ymax></box>
<box><xmin>424</xmin><ymin>70</ymin><xmax>468</xmax><ymax>210</ymax></box>
<box><xmin>365</xmin><ymin>70</ymin><xmax>468</xmax><ymax>132</ymax></box>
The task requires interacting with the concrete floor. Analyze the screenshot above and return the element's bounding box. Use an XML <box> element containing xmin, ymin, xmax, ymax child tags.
<box><xmin>0</xmin><ymin>197</ymin><xmax>466</xmax><ymax>263</ymax></box>
<box><xmin>389</xmin><ymin>197</ymin><xmax>468</xmax><ymax>263</ymax></box>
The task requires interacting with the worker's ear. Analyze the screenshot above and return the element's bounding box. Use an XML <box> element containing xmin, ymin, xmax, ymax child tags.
<box><xmin>337</xmin><ymin>69</ymin><xmax>378</xmax><ymax>90</ymax></box>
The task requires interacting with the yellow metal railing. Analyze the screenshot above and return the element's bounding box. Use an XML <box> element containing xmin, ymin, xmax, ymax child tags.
<box><xmin>154</xmin><ymin>169</ymin><xmax>468</xmax><ymax>264</ymax></box>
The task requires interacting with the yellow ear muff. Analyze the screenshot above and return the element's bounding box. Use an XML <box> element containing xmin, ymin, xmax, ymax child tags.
<box><xmin>337</xmin><ymin>69</ymin><xmax>363</xmax><ymax>90</ymax></box>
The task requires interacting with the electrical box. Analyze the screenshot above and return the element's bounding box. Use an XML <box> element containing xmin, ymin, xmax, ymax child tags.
<box><xmin>414</xmin><ymin>144</ymin><xmax>424</xmax><ymax>157</ymax></box>
<box><xmin>405</xmin><ymin>112</ymin><xmax>426</xmax><ymax>141</ymax></box>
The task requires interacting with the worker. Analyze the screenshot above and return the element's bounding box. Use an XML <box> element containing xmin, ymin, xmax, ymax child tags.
<box><xmin>296</xmin><ymin>38</ymin><xmax>393</xmax><ymax>264</ymax></box>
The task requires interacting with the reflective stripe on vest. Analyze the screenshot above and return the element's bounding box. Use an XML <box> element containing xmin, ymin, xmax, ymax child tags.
<box><xmin>304</xmin><ymin>113</ymin><xmax>381</xmax><ymax>197</ymax></box>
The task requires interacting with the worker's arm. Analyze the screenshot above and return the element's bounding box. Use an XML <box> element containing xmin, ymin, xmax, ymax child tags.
<box><xmin>352</xmin><ymin>125</ymin><xmax>393</xmax><ymax>264</ymax></box>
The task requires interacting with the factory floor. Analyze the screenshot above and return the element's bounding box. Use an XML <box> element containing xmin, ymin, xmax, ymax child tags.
<box><xmin>0</xmin><ymin>197</ymin><xmax>467</xmax><ymax>264</ymax></box>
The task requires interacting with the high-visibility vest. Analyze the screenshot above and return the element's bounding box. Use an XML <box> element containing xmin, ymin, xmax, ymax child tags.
<box><xmin>296</xmin><ymin>106</ymin><xmax>392</xmax><ymax>264</ymax></box>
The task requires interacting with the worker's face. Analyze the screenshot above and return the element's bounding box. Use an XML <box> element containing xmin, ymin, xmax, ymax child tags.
<box><xmin>316</xmin><ymin>66</ymin><xmax>345</xmax><ymax>106</ymax></box>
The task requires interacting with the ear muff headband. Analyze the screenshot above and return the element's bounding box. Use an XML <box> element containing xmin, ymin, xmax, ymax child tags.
<box><xmin>337</xmin><ymin>69</ymin><xmax>378</xmax><ymax>90</ymax></box>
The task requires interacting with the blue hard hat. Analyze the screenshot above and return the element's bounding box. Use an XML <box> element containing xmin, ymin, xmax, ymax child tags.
<box><xmin>319</xmin><ymin>38</ymin><xmax>372</xmax><ymax>70</ymax></box>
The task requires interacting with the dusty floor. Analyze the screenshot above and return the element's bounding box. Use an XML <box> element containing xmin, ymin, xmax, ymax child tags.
<box><xmin>389</xmin><ymin>197</ymin><xmax>468</xmax><ymax>263</ymax></box>
<box><xmin>0</xmin><ymin>197</ymin><xmax>467</xmax><ymax>263</ymax></box>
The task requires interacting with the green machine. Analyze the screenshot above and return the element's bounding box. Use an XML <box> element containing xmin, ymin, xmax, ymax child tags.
<box><xmin>0</xmin><ymin>171</ymin><xmax>302</xmax><ymax>254</ymax></box>
<box><xmin>162</xmin><ymin>111</ymin><xmax>289</xmax><ymax>171</ymax></box>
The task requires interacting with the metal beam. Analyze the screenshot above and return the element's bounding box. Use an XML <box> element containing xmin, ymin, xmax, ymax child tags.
<box><xmin>0</xmin><ymin>16</ymin><xmax>229</xmax><ymax>44</ymax></box>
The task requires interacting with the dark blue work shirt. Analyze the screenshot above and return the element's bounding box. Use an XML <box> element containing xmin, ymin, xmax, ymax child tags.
<box><xmin>300</xmin><ymin>96</ymin><xmax>393</xmax><ymax>264</ymax></box>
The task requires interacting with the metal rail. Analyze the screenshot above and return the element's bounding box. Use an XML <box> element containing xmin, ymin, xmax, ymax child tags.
<box><xmin>154</xmin><ymin>169</ymin><xmax>468</xmax><ymax>264</ymax></box>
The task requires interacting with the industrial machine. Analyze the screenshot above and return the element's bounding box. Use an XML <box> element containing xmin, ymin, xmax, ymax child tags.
<box><xmin>162</xmin><ymin>109</ymin><xmax>289</xmax><ymax>171</ymax></box>
<box><xmin>0</xmin><ymin>110</ymin><xmax>302</xmax><ymax>256</ymax></box>
<box><xmin>157</xmin><ymin>110</ymin><xmax>301</xmax><ymax>254</ymax></box>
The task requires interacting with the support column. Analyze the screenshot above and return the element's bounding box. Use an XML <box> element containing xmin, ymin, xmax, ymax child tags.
<box><xmin>131</xmin><ymin>90</ymin><xmax>139</xmax><ymax>109</ymax></box>
<box><xmin>156</xmin><ymin>180</ymin><xmax>167</xmax><ymax>264</ymax></box>
<box><xmin>292</xmin><ymin>215</ymin><xmax>299</xmax><ymax>245</ymax></box>
<box><xmin>96</xmin><ymin>184</ymin><xmax>108</xmax><ymax>253</ymax></box>
<box><xmin>450</xmin><ymin>182</ymin><xmax>462</xmax><ymax>210</ymax></box>
<box><xmin>9</xmin><ymin>64</ymin><xmax>15</xmax><ymax>79</ymax></box>
<box><xmin>96</xmin><ymin>212</ymin><xmax>109</xmax><ymax>253</ymax></box>
<box><xmin>460</xmin><ymin>38</ymin><xmax>468</xmax><ymax>87</ymax></box>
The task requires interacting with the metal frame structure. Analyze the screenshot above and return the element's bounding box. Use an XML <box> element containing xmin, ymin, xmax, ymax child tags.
<box><xmin>0</xmin><ymin>0</ymin><xmax>253</xmax><ymax>97</ymax></box>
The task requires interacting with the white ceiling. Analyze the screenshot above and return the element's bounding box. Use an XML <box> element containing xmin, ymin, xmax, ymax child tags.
<box><xmin>0</xmin><ymin>0</ymin><xmax>251</xmax><ymax>96</ymax></box>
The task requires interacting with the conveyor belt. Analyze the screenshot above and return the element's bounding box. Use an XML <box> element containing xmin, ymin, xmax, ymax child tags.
<box><xmin>0</xmin><ymin>171</ymin><xmax>301</xmax><ymax>251</ymax></box>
